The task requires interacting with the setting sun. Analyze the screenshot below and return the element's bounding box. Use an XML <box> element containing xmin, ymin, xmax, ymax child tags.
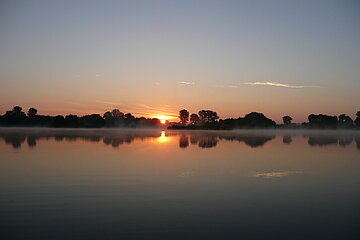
<box><xmin>155</xmin><ymin>115</ymin><xmax>171</xmax><ymax>124</ymax></box>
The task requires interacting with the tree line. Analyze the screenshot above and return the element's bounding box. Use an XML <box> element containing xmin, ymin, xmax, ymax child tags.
<box><xmin>0</xmin><ymin>105</ymin><xmax>359</xmax><ymax>129</ymax></box>
<box><xmin>0</xmin><ymin>106</ymin><xmax>161</xmax><ymax>128</ymax></box>
<box><xmin>169</xmin><ymin>109</ymin><xmax>360</xmax><ymax>130</ymax></box>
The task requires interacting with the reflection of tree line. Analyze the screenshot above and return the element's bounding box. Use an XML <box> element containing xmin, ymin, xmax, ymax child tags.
<box><xmin>307</xmin><ymin>134</ymin><xmax>360</xmax><ymax>148</ymax></box>
<box><xmin>0</xmin><ymin>131</ymin><xmax>161</xmax><ymax>149</ymax></box>
<box><xmin>179</xmin><ymin>133</ymin><xmax>277</xmax><ymax>148</ymax></box>
<box><xmin>179</xmin><ymin>134</ymin><xmax>220</xmax><ymax>148</ymax></box>
<box><xmin>1</xmin><ymin>131</ymin><xmax>359</xmax><ymax>150</ymax></box>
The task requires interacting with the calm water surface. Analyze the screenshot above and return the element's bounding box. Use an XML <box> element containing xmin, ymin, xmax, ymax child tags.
<box><xmin>1</xmin><ymin>128</ymin><xmax>359</xmax><ymax>239</ymax></box>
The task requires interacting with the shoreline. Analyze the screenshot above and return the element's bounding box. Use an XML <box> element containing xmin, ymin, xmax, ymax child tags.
<box><xmin>0</xmin><ymin>127</ymin><xmax>359</xmax><ymax>133</ymax></box>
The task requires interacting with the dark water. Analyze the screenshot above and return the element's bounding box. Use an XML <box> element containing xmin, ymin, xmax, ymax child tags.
<box><xmin>1</xmin><ymin>128</ymin><xmax>359</xmax><ymax>240</ymax></box>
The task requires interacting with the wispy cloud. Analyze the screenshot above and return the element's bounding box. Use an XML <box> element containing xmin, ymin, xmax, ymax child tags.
<box><xmin>66</xmin><ymin>100</ymin><xmax>178</xmax><ymax>119</ymax></box>
<box><xmin>178</xmin><ymin>81</ymin><xmax>195</xmax><ymax>85</ymax></box>
<box><xmin>178</xmin><ymin>171</ymin><xmax>195</xmax><ymax>178</ymax></box>
<box><xmin>252</xmin><ymin>170</ymin><xmax>303</xmax><ymax>178</ymax></box>
<box><xmin>127</xmin><ymin>103</ymin><xmax>178</xmax><ymax>118</ymax></box>
<box><xmin>95</xmin><ymin>100</ymin><xmax>124</xmax><ymax>106</ymax></box>
<box><xmin>134</xmin><ymin>103</ymin><xmax>165</xmax><ymax>111</ymax></box>
<box><xmin>243</xmin><ymin>81</ymin><xmax>319</xmax><ymax>89</ymax></box>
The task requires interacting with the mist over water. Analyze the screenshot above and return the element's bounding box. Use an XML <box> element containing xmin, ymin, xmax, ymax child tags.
<box><xmin>1</xmin><ymin>128</ymin><xmax>359</xmax><ymax>239</ymax></box>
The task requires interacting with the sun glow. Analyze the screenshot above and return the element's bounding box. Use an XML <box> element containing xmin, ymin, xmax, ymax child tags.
<box><xmin>156</xmin><ymin>115</ymin><xmax>171</xmax><ymax>124</ymax></box>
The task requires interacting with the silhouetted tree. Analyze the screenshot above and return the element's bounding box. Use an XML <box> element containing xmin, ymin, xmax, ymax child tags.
<box><xmin>179</xmin><ymin>109</ymin><xmax>189</xmax><ymax>125</ymax></box>
<box><xmin>4</xmin><ymin>106</ymin><xmax>26</xmax><ymax>118</ymax></box>
<box><xmin>241</xmin><ymin>112</ymin><xmax>276</xmax><ymax>128</ymax></box>
<box><xmin>103</xmin><ymin>111</ymin><xmax>114</xmax><ymax>126</ymax></box>
<box><xmin>282</xmin><ymin>116</ymin><xmax>292</xmax><ymax>125</ymax></box>
<box><xmin>81</xmin><ymin>114</ymin><xmax>105</xmax><ymax>128</ymax></box>
<box><xmin>190</xmin><ymin>113</ymin><xmax>200</xmax><ymax>125</ymax></box>
<box><xmin>65</xmin><ymin>114</ymin><xmax>80</xmax><ymax>127</ymax></box>
<box><xmin>2</xmin><ymin>106</ymin><xmax>27</xmax><ymax>125</ymax></box>
<box><xmin>338</xmin><ymin>114</ymin><xmax>353</xmax><ymax>129</ymax></box>
<box><xmin>13</xmin><ymin>106</ymin><xmax>24</xmax><ymax>116</ymax></box>
<box><xmin>124</xmin><ymin>113</ymin><xmax>135</xmax><ymax>127</ymax></box>
<box><xmin>169</xmin><ymin>111</ymin><xmax>276</xmax><ymax>129</ymax></box>
<box><xmin>125</xmin><ymin>113</ymin><xmax>135</xmax><ymax>120</ymax></box>
<box><xmin>0</xmin><ymin>106</ymin><xmax>163</xmax><ymax>128</ymax></box>
<box><xmin>28</xmin><ymin>107</ymin><xmax>37</xmax><ymax>117</ymax></box>
<box><xmin>107</xmin><ymin>109</ymin><xmax>124</xmax><ymax>126</ymax></box>
<box><xmin>52</xmin><ymin>115</ymin><xmax>65</xmax><ymax>127</ymax></box>
<box><xmin>1</xmin><ymin>104</ymin><xmax>358</xmax><ymax>131</ymax></box>
<box><xmin>198</xmin><ymin>110</ymin><xmax>219</xmax><ymax>124</ymax></box>
<box><xmin>308</xmin><ymin>114</ymin><xmax>338</xmax><ymax>129</ymax></box>
<box><xmin>103</xmin><ymin>111</ymin><xmax>113</xmax><ymax>120</ymax></box>
<box><xmin>111</xmin><ymin>109</ymin><xmax>124</xmax><ymax>119</ymax></box>
<box><xmin>355</xmin><ymin>111</ymin><xmax>360</xmax><ymax>128</ymax></box>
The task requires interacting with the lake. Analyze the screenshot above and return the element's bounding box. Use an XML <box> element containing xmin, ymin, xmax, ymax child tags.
<box><xmin>0</xmin><ymin>128</ymin><xmax>359</xmax><ymax>239</ymax></box>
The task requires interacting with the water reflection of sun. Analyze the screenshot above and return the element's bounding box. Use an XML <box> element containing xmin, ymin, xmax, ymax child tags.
<box><xmin>157</xmin><ymin>131</ymin><xmax>170</xmax><ymax>143</ymax></box>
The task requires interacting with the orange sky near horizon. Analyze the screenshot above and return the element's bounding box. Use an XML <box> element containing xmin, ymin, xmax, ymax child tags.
<box><xmin>0</xmin><ymin>84</ymin><xmax>358</xmax><ymax>124</ymax></box>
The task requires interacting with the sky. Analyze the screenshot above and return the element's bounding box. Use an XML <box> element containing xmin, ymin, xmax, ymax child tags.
<box><xmin>0</xmin><ymin>0</ymin><xmax>359</xmax><ymax>123</ymax></box>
